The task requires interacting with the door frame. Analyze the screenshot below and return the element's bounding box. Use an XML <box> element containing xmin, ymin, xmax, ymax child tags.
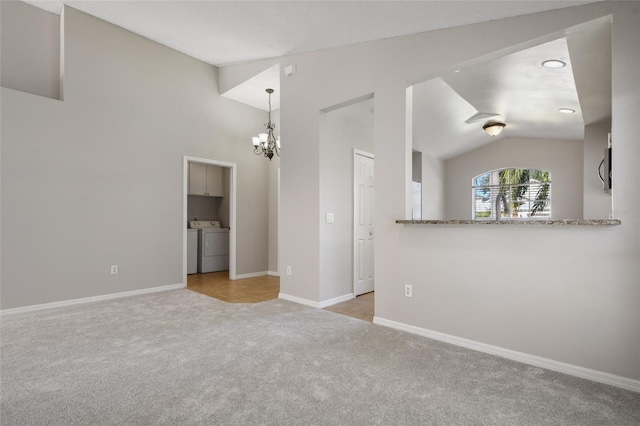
<box><xmin>183</xmin><ymin>156</ymin><xmax>237</xmax><ymax>283</ymax></box>
<box><xmin>353</xmin><ymin>149</ymin><xmax>374</xmax><ymax>296</ymax></box>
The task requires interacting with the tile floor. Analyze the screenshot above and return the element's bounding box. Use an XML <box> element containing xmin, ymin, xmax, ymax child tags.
<box><xmin>324</xmin><ymin>292</ymin><xmax>374</xmax><ymax>322</ymax></box>
<box><xmin>187</xmin><ymin>271</ymin><xmax>280</xmax><ymax>303</ymax></box>
<box><xmin>187</xmin><ymin>271</ymin><xmax>374</xmax><ymax>322</ymax></box>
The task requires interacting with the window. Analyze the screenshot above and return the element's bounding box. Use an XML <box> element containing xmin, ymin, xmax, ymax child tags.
<box><xmin>472</xmin><ymin>168</ymin><xmax>551</xmax><ymax>220</ymax></box>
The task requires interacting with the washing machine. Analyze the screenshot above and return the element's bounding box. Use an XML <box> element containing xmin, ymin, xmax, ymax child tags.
<box><xmin>189</xmin><ymin>221</ymin><xmax>230</xmax><ymax>273</ymax></box>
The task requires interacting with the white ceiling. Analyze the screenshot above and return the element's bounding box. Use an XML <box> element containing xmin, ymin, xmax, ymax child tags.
<box><xmin>222</xmin><ymin>64</ymin><xmax>281</xmax><ymax>111</ymax></box>
<box><xmin>23</xmin><ymin>0</ymin><xmax>610</xmax><ymax>147</ymax></box>
<box><xmin>24</xmin><ymin>1</ymin><xmax>598</xmax><ymax>67</ymax></box>
<box><xmin>24</xmin><ymin>0</ymin><xmax>598</xmax><ymax>110</ymax></box>
<box><xmin>413</xmin><ymin>16</ymin><xmax>611</xmax><ymax>159</ymax></box>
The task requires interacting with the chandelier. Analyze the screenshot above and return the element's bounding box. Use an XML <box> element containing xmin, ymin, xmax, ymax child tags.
<box><xmin>252</xmin><ymin>88</ymin><xmax>280</xmax><ymax>160</ymax></box>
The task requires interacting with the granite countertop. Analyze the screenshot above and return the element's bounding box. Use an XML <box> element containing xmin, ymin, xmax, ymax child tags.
<box><xmin>396</xmin><ymin>219</ymin><xmax>622</xmax><ymax>226</ymax></box>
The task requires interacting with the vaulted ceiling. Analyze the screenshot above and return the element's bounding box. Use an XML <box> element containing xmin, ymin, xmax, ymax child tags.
<box><xmin>25</xmin><ymin>1</ymin><xmax>598</xmax><ymax>67</ymax></box>
<box><xmin>24</xmin><ymin>0</ymin><xmax>609</xmax><ymax>156</ymax></box>
<box><xmin>413</xmin><ymin>16</ymin><xmax>611</xmax><ymax>159</ymax></box>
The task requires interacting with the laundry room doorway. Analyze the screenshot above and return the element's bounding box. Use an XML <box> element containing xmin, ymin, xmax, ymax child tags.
<box><xmin>182</xmin><ymin>156</ymin><xmax>237</xmax><ymax>284</ymax></box>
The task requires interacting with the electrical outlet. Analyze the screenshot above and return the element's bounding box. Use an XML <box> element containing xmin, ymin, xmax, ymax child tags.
<box><xmin>326</xmin><ymin>213</ymin><xmax>334</xmax><ymax>224</ymax></box>
<box><xmin>111</xmin><ymin>265</ymin><xmax>118</xmax><ymax>275</ymax></box>
<box><xmin>404</xmin><ymin>284</ymin><xmax>412</xmax><ymax>298</ymax></box>
<box><xmin>286</xmin><ymin>266</ymin><xmax>292</xmax><ymax>275</ymax></box>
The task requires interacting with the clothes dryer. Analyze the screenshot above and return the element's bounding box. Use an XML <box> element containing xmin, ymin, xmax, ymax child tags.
<box><xmin>189</xmin><ymin>221</ymin><xmax>230</xmax><ymax>273</ymax></box>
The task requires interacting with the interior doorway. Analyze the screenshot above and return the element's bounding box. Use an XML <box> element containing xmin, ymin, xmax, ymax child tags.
<box><xmin>353</xmin><ymin>150</ymin><xmax>375</xmax><ymax>296</ymax></box>
<box><xmin>319</xmin><ymin>95</ymin><xmax>373</xmax><ymax>306</ymax></box>
<box><xmin>182</xmin><ymin>156</ymin><xmax>237</xmax><ymax>285</ymax></box>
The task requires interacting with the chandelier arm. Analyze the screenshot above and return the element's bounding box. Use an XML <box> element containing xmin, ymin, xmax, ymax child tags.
<box><xmin>251</xmin><ymin>88</ymin><xmax>279</xmax><ymax>160</ymax></box>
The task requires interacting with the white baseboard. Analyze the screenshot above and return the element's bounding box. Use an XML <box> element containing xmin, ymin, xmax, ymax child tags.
<box><xmin>0</xmin><ymin>283</ymin><xmax>186</xmax><ymax>316</ymax></box>
<box><xmin>373</xmin><ymin>316</ymin><xmax>640</xmax><ymax>393</ymax></box>
<box><xmin>278</xmin><ymin>293</ymin><xmax>320</xmax><ymax>308</ymax></box>
<box><xmin>234</xmin><ymin>271</ymin><xmax>279</xmax><ymax>279</ymax></box>
<box><xmin>319</xmin><ymin>293</ymin><xmax>354</xmax><ymax>308</ymax></box>
<box><xmin>278</xmin><ymin>292</ymin><xmax>353</xmax><ymax>309</ymax></box>
<box><xmin>235</xmin><ymin>271</ymin><xmax>269</xmax><ymax>279</ymax></box>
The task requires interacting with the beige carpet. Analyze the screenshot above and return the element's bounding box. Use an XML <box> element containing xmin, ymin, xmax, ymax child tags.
<box><xmin>1</xmin><ymin>289</ymin><xmax>638</xmax><ymax>425</ymax></box>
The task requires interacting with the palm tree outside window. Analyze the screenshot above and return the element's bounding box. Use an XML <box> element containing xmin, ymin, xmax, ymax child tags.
<box><xmin>472</xmin><ymin>168</ymin><xmax>551</xmax><ymax>220</ymax></box>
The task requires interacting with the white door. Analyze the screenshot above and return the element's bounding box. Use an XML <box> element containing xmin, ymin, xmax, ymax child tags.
<box><xmin>354</xmin><ymin>152</ymin><xmax>374</xmax><ymax>296</ymax></box>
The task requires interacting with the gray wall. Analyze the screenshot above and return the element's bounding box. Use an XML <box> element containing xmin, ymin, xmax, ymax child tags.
<box><xmin>0</xmin><ymin>0</ymin><xmax>60</xmax><ymax>99</ymax></box>
<box><xmin>1</xmin><ymin>5</ymin><xmax>270</xmax><ymax>309</ymax></box>
<box><xmin>266</xmin><ymin>109</ymin><xmax>280</xmax><ymax>275</ymax></box>
<box><xmin>445</xmin><ymin>137</ymin><xmax>584</xmax><ymax>220</ymax></box>
<box><xmin>223</xmin><ymin>2</ymin><xmax>640</xmax><ymax>381</ymax></box>
<box><xmin>411</xmin><ymin>150</ymin><xmax>422</xmax><ymax>182</ymax></box>
<box><xmin>187</xmin><ymin>195</ymin><xmax>223</xmax><ymax>223</ymax></box>
<box><xmin>319</xmin><ymin>98</ymin><xmax>374</xmax><ymax>302</ymax></box>
<box><xmin>218</xmin><ymin>167</ymin><xmax>231</xmax><ymax>229</ymax></box>
<box><xmin>421</xmin><ymin>153</ymin><xmax>445</xmax><ymax>220</ymax></box>
<box><xmin>268</xmin><ymin>153</ymin><xmax>280</xmax><ymax>275</ymax></box>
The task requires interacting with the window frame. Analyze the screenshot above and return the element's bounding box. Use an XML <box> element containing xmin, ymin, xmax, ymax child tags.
<box><xmin>472</xmin><ymin>168</ymin><xmax>552</xmax><ymax>220</ymax></box>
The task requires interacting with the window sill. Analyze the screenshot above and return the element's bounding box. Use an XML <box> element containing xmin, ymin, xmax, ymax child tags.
<box><xmin>396</xmin><ymin>219</ymin><xmax>621</xmax><ymax>226</ymax></box>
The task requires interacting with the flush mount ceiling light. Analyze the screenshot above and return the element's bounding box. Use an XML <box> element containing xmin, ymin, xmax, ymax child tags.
<box><xmin>541</xmin><ymin>59</ymin><xmax>566</xmax><ymax>68</ymax></box>
<box><xmin>483</xmin><ymin>121</ymin><xmax>506</xmax><ymax>137</ymax></box>
<box><xmin>558</xmin><ymin>108</ymin><xmax>576</xmax><ymax>114</ymax></box>
<box><xmin>252</xmin><ymin>88</ymin><xmax>280</xmax><ymax>161</ymax></box>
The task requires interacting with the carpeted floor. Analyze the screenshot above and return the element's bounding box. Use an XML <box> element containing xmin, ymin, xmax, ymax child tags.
<box><xmin>1</xmin><ymin>289</ymin><xmax>638</xmax><ymax>425</ymax></box>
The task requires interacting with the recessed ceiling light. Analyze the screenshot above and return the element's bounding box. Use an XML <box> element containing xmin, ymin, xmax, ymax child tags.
<box><xmin>558</xmin><ymin>108</ymin><xmax>576</xmax><ymax>114</ymax></box>
<box><xmin>542</xmin><ymin>59</ymin><xmax>566</xmax><ymax>68</ymax></box>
